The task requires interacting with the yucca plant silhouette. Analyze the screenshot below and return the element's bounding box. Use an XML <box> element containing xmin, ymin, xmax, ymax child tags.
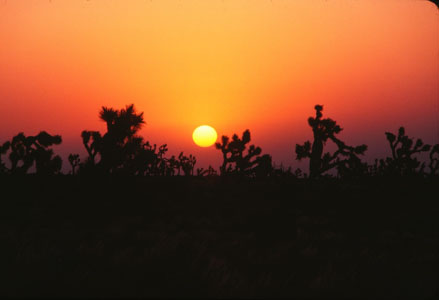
<box><xmin>296</xmin><ymin>105</ymin><xmax>367</xmax><ymax>178</ymax></box>
<box><xmin>81</xmin><ymin>130</ymin><xmax>102</xmax><ymax>165</ymax></box>
<box><xmin>215</xmin><ymin>129</ymin><xmax>272</xmax><ymax>176</ymax></box>
<box><xmin>378</xmin><ymin>126</ymin><xmax>432</xmax><ymax>176</ymax></box>
<box><xmin>80</xmin><ymin>104</ymin><xmax>146</xmax><ymax>174</ymax></box>
<box><xmin>99</xmin><ymin>104</ymin><xmax>145</xmax><ymax>173</ymax></box>
<box><xmin>215</xmin><ymin>135</ymin><xmax>232</xmax><ymax>175</ymax></box>
<box><xmin>134</xmin><ymin>142</ymin><xmax>168</xmax><ymax>176</ymax></box>
<box><xmin>68</xmin><ymin>154</ymin><xmax>80</xmax><ymax>175</ymax></box>
<box><xmin>196</xmin><ymin>165</ymin><xmax>218</xmax><ymax>177</ymax></box>
<box><xmin>8</xmin><ymin>131</ymin><xmax>62</xmax><ymax>175</ymax></box>
<box><xmin>178</xmin><ymin>152</ymin><xmax>197</xmax><ymax>176</ymax></box>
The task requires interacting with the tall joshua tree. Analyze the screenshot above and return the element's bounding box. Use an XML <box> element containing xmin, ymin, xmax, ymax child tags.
<box><xmin>296</xmin><ymin>105</ymin><xmax>367</xmax><ymax>178</ymax></box>
<box><xmin>80</xmin><ymin>104</ymin><xmax>198</xmax><ymax>176</ymax></box>
<box><xmin>80</xmin><ymin>104</ymin><xmax>145</xmax><ymax>174</ymax></box>
<box><xmin>98</xmin><ymin>104</ymin><xmax>145</xmax><ymax>172</ymax></box>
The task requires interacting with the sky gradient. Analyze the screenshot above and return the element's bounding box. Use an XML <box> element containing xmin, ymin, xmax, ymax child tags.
<box><xmin>0</xmin><ymin>0</ymin><xmax>438</xmax><ymax>171</ymax></box>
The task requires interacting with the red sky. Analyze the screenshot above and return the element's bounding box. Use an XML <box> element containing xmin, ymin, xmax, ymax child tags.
<box><xmin>0</xmin><ymin>0</ymin><xmax>438</xmax><ymax>171</ymax></box>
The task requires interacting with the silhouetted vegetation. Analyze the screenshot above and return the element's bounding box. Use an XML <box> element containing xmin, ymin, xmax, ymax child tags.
<box><xmin>0</xmin><ymin>103</ymin><xmax>437</xmax><ymax>179</ymax></box>
<box><xmin>1</xmin><ymin>131</ymin><xmax>62</xmax><ymax>175</ymax></box>
<box><xmin>0</xmin><ymin>140</ymin><xmax>10</xmax><ymax>174</ymax></box>
<box><xmin>67</xmin><ymin>154</ymin><xmax>80</xmax><ymax>175</ymax></box>
<box><xmin>76</xmin><ymin>104</ymin><xmax>202</xmax><ymax>176</ymax></box>
<box><xmin>215</xmin><ymin>129</ymin><xmax>273</xmax><ymax>177</ymax></box>
<box><xmin>1</xmin><ymin>103</ymin><xmax>438</xmax><ymax>298</ymax></box>
<box><xmin>370</xmin><ymin>127</ymin><xmax>435</xmax><ymax>177</ymax></box>
<box><xmin>295</xmin><ymin>105</ymin><xmax>368</xmax><ymax>178</ymax></box>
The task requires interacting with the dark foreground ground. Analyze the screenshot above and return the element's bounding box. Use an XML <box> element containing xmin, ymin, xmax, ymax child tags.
<box><xmin>0</xmin><ymin>175</ymin><xmax>438</xmax><ymax>298</ymax></box>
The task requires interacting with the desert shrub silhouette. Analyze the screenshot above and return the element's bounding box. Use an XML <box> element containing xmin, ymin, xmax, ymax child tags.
<box><xmin>373</xmin><ymin>126</ymin><xmax>433</xmax><ymax>177</ymax></box>
<box><xmin>215</xmin><ymin>129</ymin><xmax>273</xmax><ymax>177</ymax></box>
<box><xmin>196</xmin><ymin>165</ymin><xmax>218</xmax><ymax>177</ymax></box>
<box><xmin>0</xmin><ymin>140</ymin><xmax>11</xmax><ymax>174</ymax></box>
<box><xmin>178</xmin><ymin>152</ymin><xmax>197</xmax><ymax>176</ymax></box>
<box><xmin>295</xmin><ymin>105</ymin><xmax>368</xmax><ymax>178</ymax></box>
<box><xmin>79</xmin><ymin>104</ymin><xmax>157</xmax><ymax>175</ymax></box>
<box><xmin>98</xmin><ymin>104</ymin><xmax>145</xmax><ymax>174</ymax></box>
<box><xmin>4</xmin><ymin>131</ymin><xmax>63</xmax><ymax>175</ymax></box>
<box><xmin>78</xmin><ymin>105</ymin><xmax>199</xmax><ymax>176</ymax></box>
<box><xmin>0</xmin><ymin>103</ymin><xmax>437</xmax><ymax>179</ymax></box>
<box><xmin>428</xmin><ymin>144</ymin><xmax>439</xmax><ymax>176</ymax></box>
<box><xmin>68</xmin><ymin>154</ymin><xmax>80</xmax><ymax>175</ymax></box>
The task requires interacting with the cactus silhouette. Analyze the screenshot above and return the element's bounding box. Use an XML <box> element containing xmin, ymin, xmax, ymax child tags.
<box><xmin>79</xmin><ymin>104</ymin><xmax>147</xmax><ymax>174</ymax></box>
<box><xmin>215</xmin><ymin>135</ymin><xmax>231</xmax><ymax>175</ymax></box>
<box><xmin>166</xmin><ymin>155</ymin><xmax>179</xmax><ymax>176</ymax></box>
<box><xmin>81</xmin><ymin>130</ymin><xmax>102</xmax><ymax>165</ymax></box>
<box><xmin>215</xmin><ymin>129</ymin><xmax>272</xmax><ymax>176</ymax></box>
<box><xmin>7</xmin><ymin>131</ymin><xmax>62</xmax><ymax>175</ymax></box>
<box><xmin>196</xmin><ymin>165</ymin><xmax>218</xmax><ymax>177</ymax></box>
<box><xmin>379</xmin><ymin>126</ymin><xmax>432</xmax><ymax>176</ymax></box>
<box><xmin>68</xmin><ymin>154</ymin><xmax>80</xmax><ymax>175</ymax></box>
<box><xmin>98</xmin><ymin>104</ymin><xmax>145</xmax><ymax>173</ymax></box>
<box><xmin>178</xmin><ymin>152</ymin><xmax>197</xmax><ymax>176</ymax></box>
<box><xmin>134</xmin><ymin>142</ymin><xmax>169</xmax><ymax>176</ymax></box>
<box><xmin>296</xmin><ymin>105</ymin><xmax>367</xmax><ymax>178</ymax></box>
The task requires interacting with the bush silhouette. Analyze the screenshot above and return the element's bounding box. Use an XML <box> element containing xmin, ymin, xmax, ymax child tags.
<box><xmin>215</xmin><ymin>129</ymin><xmax>273</xmax><ymax>176</ymax></box>
<box><xmin>6</xmin><ymin>131</ymin><xmax>62</xmax><ymax>175</ymax></box>
<box><xmin>196</xmin><ymin>165</ymin><xmax>218</xmax><ymax>177</ymax></box>
<box><xmin>0</xmin><ymin>103</ymin><xmax>437</xmax><ymax>179</ymax></box>
<box><xmin>0</xmin><ymin>140</ymin><xmax>11</xmax><ymax>174</ymax></box>
<box><xmin>68</xmin><ymin>154</ymin><xmax>80</xmax><ymax>175</ymax></box>
<box><xmin>81</xmin><ymin>130</ymin><xmax>102</xmax><ymax>165</ymax></box>
<box><xmin>98</xmin><ymin>104</ymin><xmax>145</xmax><ymax>173</ymax></box>
<box><xmin>295</xmin><ymin>105</ymin><xmax>368</xmax><ymax>178</ymax></box>
<box><xmin>78</xmin><ymin>105</ymin><xmax>201</xmax><ymax>176</ymax></box>
<box><xmin>374</xmin><ymin>127</ymin><xmax>432</xmax><ymax>177</ymax></box>
<box><xmin>428</xmin><ymin>144</ymin><xmax>439</xmax><ymax>176</ymax></box>
<box><xmin>178</xmin><ymin>152</ymin><xmax>197</xmax><ymax>176</ymax></box>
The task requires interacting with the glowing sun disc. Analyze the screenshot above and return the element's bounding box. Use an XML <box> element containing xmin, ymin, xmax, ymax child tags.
<box><xmin>193</xmin><ymin>125</ymin><xmax>217</xmax><ymax>147</ymax></box>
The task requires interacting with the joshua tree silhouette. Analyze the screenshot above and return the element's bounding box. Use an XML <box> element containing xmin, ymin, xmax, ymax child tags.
<box><xmin>78</xmin><ymin>105</ymin><xmax>201</xmax><ymax>176</ymax></box>
<box><xmin>196</xmin><ymin>165</ymin><xmax>218</xmax><ymax>177</ymax></box>
<box><xmin>78</xmin><ymin>104</ymin><xmax>147</xmax><ymax>174</ymax></box>
<box><xmin>296</xmin><ymin>105</ymin><xmax>368</xmax><ymax>178</ymax></box>
<box><xmin>98</xmin><ymin>104</ymin><xmax>145</xmax><ymax>173</ymax></box>
<box><xmin>375</xmin><ymin>126</ymin><xmax>433</xmax><ymax>176</ymax></box>
<box><xmin>81</xmin><ymin>130</ymin><xmax>102</xmax><ymax>165</ymax></box>
<box><xmin>178</xmin><ymin>152</ymin><xmax>197</xmax><ymax>176</ymax></box>
<box><xmin>6</xmin><ymin>131</ymin><xmax>62</xmax><ymax>175</ymax></box>
<box><xmin>215</xmin><ymin>129</ymin><xmax>273</xmax><ymax>176</ymax></box>
<box><xmin>68</xmin><ymin>154</ymin><xmax>80</xmax><ymax>175</ymax></box>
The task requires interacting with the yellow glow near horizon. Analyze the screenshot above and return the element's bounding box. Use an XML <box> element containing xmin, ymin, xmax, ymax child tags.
<box><xmin>192</xmin><ymin>125</ymin><xmax>218</xmax><ymax>147</ymax></box>
<box><xmin>0</xmin><ymin>0</ymin><xmax>437</xmax><ymax>170</ymax></box>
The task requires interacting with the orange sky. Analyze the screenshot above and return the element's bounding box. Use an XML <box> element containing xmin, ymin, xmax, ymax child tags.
<box><xmin>0</xmin><ymin>0</ymin><xmax>438</xmax><ymax>171</ymax></box>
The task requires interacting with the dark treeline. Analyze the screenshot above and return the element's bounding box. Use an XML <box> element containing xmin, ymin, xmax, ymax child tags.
<box><xmin>0</xmin><ymin>104</ymin><xmax>438</xmax><ymax>178</ymax></box>
<box><xmin>1</xmin><ymin>104</ymin><xmax>438</xmax><ymax>298</ymax></box>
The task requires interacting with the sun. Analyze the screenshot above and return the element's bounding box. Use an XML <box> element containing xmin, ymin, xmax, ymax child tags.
<box><xmin>192</xmin><ymin>125</ymin><xmax>218</xmax><ymax>147</ymax></box>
